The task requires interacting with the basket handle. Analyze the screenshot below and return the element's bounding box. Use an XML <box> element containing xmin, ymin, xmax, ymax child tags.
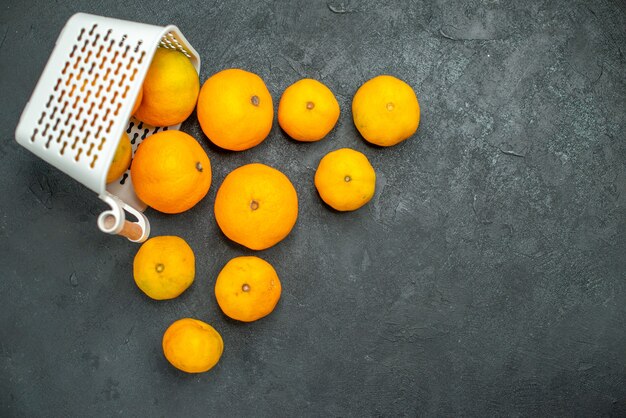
<box><xmin>97</xmin><ymin>194</ymin><xmax>150</xmax><ymax>242</ymax></box>
<box><xmin>100</xmin><ymin>214</ymin><xmax>144</xmax><ymax>241</ymax></box>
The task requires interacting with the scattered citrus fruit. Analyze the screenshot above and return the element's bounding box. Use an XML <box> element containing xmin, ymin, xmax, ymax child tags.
<box><xmin>134</xmin><ymin>48</ymin><xmax>199</xmax><ymax>127</ymax></box>
<box><xmin>278</xmin><ymin>78</ymin><xmax>340</xmax><ymax>142</ymax></box>
<box><xmin>133</xmin><ymin>235</ymin><xmax>195</xmax><ymax>300</ymax></box>
<box><xmin>196</xmin><ymin>69</ymin><xmax>273</xmax><ymax>151</ymax></box>
<box><xmin>105</xmin><ymin>133</ymin><xmax>132</xmax><ymax>183</ymax></box>
<box><xmin>352</xmin><ymin>75</ymin><xmax>420</xmax><ymax>146</ymax></box>
<box><xmin>215</xmin><ymin>256</ymin><xmax>282</xmax><ymax>322</ymax></box>
<box><xmin>214</xmin><ymin>163</ymin><xmax>298</xmax><ymax>250</ymax></box>
<box><xmin>130</xmin><ymin>130</ymin><xmax>211</xmax><ymax>214</ymax></box>
<box><xmin>314</xmin><ymin>148</ymin><xmax>376</xmax><ymax>211</ymax></box>
<box><xmin>162</xmin><ymin>318</ymin><xmax>223</xmax><ymax>373</ymax></box>
<box><xmin>131</xmin><ymin>86</ymin><xmax>143</xmax><ymax>115</ymax></box>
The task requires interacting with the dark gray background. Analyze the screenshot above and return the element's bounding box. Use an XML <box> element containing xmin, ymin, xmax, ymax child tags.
<box><xmin>1</xmin><ymin>0</ymin><xmax>625</xmax><ymax>416</ymax></box>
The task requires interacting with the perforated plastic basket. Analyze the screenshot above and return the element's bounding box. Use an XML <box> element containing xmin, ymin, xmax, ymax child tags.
<box><xmin>15</xmin><ymin>13</ymin><xmax>200</xmax><ymax>242</ymax></box>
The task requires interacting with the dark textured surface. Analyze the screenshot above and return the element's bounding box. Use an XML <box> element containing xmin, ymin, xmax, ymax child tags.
<box><xmin>1</xmin><ymin>0</ymin><xmax>626</xmax><ymax>416</ymax></box>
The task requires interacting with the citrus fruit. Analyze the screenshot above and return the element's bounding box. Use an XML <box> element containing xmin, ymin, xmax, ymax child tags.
<box><xmin>133</xmin><ymin>235</ymin><xmax>195</xmax><ymax>300</ymax></box>
<box><xmin>196</xmin><ymin>69</ymin><xmax>273</xmax><ymax>151</ymax></box>
<box><xmin>134</xmin><ymin>48</ymin><xmax>199</xmax><ymax>127</ymax></box>
<box><xmin>105</xmin><ymin>133</ymin><xmax>132</xmax><ymax>183</ymax></box>
<box><xmin>130</xmin><ymin>130</ymin><xmax>211</xmax><ymax>214</ymax></box>
<box><xmin>215</xmin><ymin>256</ymin><xmax>282</xmax><ymax>322</ymax></box>
<box><xmin>314</xmin><ymin>148</ymin><xmax>376</xmax><ymax>211</ymax></box>
<box><xmin>162</xmin><ymin>318</ymin><xmax>223</xmax><ymax>373</ymax></box>
<box><xmin>352</xmin><ymin>75</ymin><xmax>420</xmax><ymax>146</ymax></box>
<box><xmin>278</xmin><ymin>78</ymin><xmax>340</xmax><ymax>142</ymax></box>
<box><xmin>131</xmin><ymin>86</ymin><xmax>143</xmax><ymax>115</ymax></box>
<box><xmin>214</xmin><ymin>163</ymin><xmax>298</xmax><ymax>250</ymax></box>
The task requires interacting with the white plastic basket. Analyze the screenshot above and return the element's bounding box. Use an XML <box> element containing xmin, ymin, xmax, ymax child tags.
<box><xmin>15</xmin><ymin>13</ymin><xmax>201</xmax><ymax>242</ymax></box>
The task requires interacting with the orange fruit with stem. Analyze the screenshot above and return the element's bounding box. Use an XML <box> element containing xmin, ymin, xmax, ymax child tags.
<box><xmin>314</xmin><ymin>148</ymin><xmax>376</xmax><ymax>211</ymax></box>
<box><xmin>214</xmin><ymin>256</ymin><xmax>282</xmax><ymax>322</ymax></box>
<box><xmin>352</xmin><ymin>75</ymin><xmax>420</xmax><ymax>146</ymax></box>
<box><xmin>130</xmin><ymin>130</ymin><xmax>211</xmax><ymax>214</ymax></box>
<box><xmin>133</xmin><ymin>235</ymin><xmax>195</xmax><ymax>300</ymax></box>
<box><xmin>278</xmin><ymin>78</ymin><xmax>340</xmax><ymax>142</ymax></box>
<box><xmin>214</xmin><ymin>163</ymin><xmax>298</xmax><ymax>250</ymax></box>
<box><xmin>196</xmin><ymin>69</ymin><xmax>273</xmax><ymax>151</ymax></box>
